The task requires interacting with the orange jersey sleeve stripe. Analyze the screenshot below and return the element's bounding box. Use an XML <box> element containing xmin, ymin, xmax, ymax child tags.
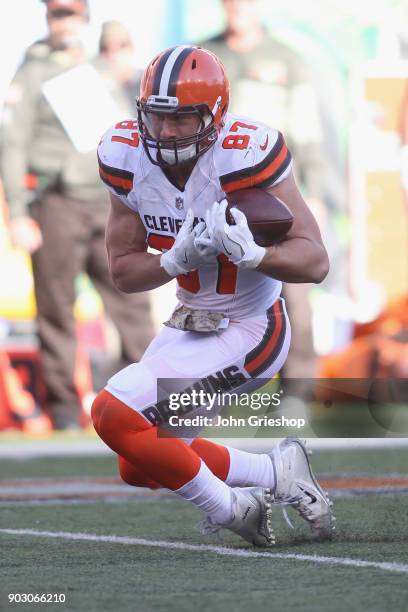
<box><xmin>223</xmin><ymin>144</ymin><xmax>290</xmax><ymax>193</ymax></box>
<box><xmin>99</xmin><ymin>166</ymin><xmax>133</xmax><ymax>191</ymax></box>
<box><xmin>97</xmin><ymin>152</ymin><xmax>134</xmax><ymax>196</ymax></box>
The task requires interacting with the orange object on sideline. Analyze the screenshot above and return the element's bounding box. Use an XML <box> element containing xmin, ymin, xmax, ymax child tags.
<box><xmin>0</xmin><ymin>350</ymin><xmax>52</xmax><ymax>434</ymax></box>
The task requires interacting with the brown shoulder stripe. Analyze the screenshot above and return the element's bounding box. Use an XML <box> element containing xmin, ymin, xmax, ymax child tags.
<box><xmin>220</xmin><ymin>132</ymin><xmax>291</xmax><ymax>193</ymax></box>
<box><xmin>253</xmin><ymin>149</ymin><xmax>292</xmax><ymax>190</ymax></box>
<box><xmin>98</xmin><ymin>153</ymin><xmax>134</xmax><ymax>196</ymax></box>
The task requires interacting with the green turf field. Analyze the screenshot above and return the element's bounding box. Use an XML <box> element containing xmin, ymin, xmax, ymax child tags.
<box><xmin>0</xmin><ymin>446</ymin><xmax>407</xmax><ymax>612</ymax></box>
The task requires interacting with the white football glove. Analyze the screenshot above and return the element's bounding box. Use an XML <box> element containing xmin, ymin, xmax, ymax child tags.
<box><xmin>195</xmin><ymin>200</ymin><xmax>265</xmax><ymax>269</ymax></box>
<box><xmin>193</xmin><ymin>219</ymin><xmax>218</xmax><ymax>259</ymax></box>
<box><xmin>160</xmin><ymin>209</ymin><xmax>213</xmax><ymax>277</ymax></box>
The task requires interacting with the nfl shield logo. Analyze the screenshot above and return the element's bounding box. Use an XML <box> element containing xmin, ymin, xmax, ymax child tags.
<box><xmin>175</xmin><ymin>197</ymin><xmax>184</xmax><ymax>210</ymax></box>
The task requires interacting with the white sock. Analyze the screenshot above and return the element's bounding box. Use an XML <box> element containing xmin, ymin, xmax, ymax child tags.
<box><xmin>174</xmin><ymin>461</ymin><xmax>233</xmax><ymax>524</ymax></box>
<box><xmin>225</xmin><ymin>446</ymin><xmax>276</xmax><ymax>490</ymax></box>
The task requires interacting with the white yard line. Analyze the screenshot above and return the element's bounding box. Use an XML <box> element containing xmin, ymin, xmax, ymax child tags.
<box><xmin>1</xmin><ymin>528</ymin><xmax>407</xmax><ymax>574</ymax></box>
<box><xmin>1</xmin><ymin>438</ymin><xmax>408</xmax><ymax>458</ymax></box>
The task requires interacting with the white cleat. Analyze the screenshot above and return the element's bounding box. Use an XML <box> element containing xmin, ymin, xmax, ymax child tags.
<box><xmin>200</xmin><ymin>486</ymin><xmax>275</xmax><ymax>547</ymax></box>
<box><xmin>269</xmin><ymin>438</ymin><xmax>335</xmax><ymax>540</ymax></box>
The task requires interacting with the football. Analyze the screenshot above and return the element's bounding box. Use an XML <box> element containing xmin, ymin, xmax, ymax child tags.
<box><xmin>225</xmin><ymin>188</ymin><xmax>294</xmax><ymax>246</ymax></box>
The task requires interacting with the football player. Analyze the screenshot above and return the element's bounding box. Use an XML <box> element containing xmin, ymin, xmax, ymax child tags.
<box><xmin>92</xmin><ymin>45</ymin><xmax>333</xmax><ymax>547</ymax></box>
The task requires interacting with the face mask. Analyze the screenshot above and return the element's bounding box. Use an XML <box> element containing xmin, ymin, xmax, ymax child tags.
<box><xmin>160</xmin><ymin>142</ymin><xmax>197</xmax><ymax>165</ymax></box>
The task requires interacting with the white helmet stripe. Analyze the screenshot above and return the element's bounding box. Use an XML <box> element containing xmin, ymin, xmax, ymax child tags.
<box><xmin>158</xmin><ymin>45</ymin><xmax>191</xmax><ymax>96</ymax></box>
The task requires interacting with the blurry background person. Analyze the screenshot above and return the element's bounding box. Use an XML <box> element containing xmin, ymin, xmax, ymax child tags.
<box><xmin>201</xmin><ymin>0</ymin><xmax>342</xmax><ymax>387</ymax></box>
<box><xmin>0</xmin><ymin>0</ymin><xmax>154</xmax><ymax>430</ymax></box>
<box><xmin>96</xmin><ymin>19</ymin><xmax>143</xmax><ymax>107</ymax></box>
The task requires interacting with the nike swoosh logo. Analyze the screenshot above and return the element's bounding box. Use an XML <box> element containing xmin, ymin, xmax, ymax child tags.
<box><xmin>298</xmin><ymin>485</ymin><xmax>317</xmax><ymax>504</ymax></box>
<box><xmin>221</xmin><ymin>238</ymin><xmax>232</xmax><ymax>256</ymax></box>
<box><xmin>242</xmin><ymin>506</ymin><xmax>251</xmax><ymax>520</ymax></box>
<box><xmin>260</xmin><ymin>135</ymin><xmax>269</xmax><ymax>151</ymax></box>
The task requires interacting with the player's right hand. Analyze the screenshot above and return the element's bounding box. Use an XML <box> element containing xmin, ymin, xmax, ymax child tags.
<box><xmin>196</xmin><ymin>201</ymin><xmax>265</xmax><ymax>269</ymax></box>
<box><xmin>160</xmin><ymin>208</ymin><xmax>210</xmax><ymax>277</ymax></box>
<box><xmin>9</xmin><ymin>216</ymin><xmax>43</xmax><ymax>254</ymax></box>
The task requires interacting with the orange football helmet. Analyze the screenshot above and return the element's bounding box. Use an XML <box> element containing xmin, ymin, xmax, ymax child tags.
<box><xmin>136</xmin><ymin>45</ymin><xmax>230</xmax><ymax>167</ymax></box>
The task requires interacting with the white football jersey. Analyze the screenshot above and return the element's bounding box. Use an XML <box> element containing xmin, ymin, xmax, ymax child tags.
<box><xmin>98</xmin><ymin>112</ymin><xmax>293</xmax><ymax>319</ymax></box>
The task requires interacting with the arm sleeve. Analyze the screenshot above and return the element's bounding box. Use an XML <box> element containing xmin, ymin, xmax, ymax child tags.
<box><xmin>97</xmin><ymin>129</ymin><xmax>135</xmax><ymax>209</ymax></box>
<box><xmin>219</xmin><ymin>125</ymin><xmax>293</xmax><ymax>194</ymax></box>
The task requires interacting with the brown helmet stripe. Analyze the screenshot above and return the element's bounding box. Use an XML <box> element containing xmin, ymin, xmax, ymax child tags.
<box><xmin>151</xmin><ymin>46</ymin><xmax>195</xmax><ymax>98</ymax></box>
<box><xmin>152</xmin><ymin>47</ymin><xmax>176</xmax><ymax>95</ymax></box>
<box><xmin>167</xmin><ymin>47</ymin><xmax>194</xmax><ymax>97</ymax></box>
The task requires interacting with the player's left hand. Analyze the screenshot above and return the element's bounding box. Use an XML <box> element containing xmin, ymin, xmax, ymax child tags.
<box><xmin>196</xmin><ymin>200</ymin><xmax>265</xmax><ymax>269</ymax></box>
